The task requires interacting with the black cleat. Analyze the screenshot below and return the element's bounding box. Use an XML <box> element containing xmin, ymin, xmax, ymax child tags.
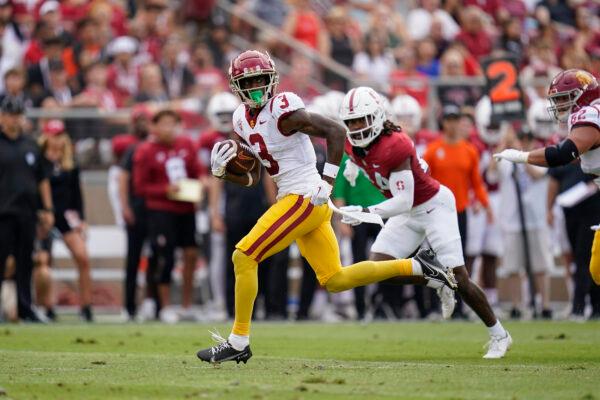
<box><xmin>415</xmin><ymin>248</ymin><xmax>457</xmax><ymax>290</ymax></box>
<box><xmin>80</xmin><ymin>305</ymin><xmax>94</xmax><ymax>322</ymax></box>
<box><xmin>196</xmin><ymin>332</ymin><xmax>252</xmax><ymax>364</ymax></box>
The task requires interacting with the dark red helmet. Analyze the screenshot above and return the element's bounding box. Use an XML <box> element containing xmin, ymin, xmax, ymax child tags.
<box><xmin>547</xmin><ymin>69</ymin><xmax>600</xmax><ymax>122</ymax></box>
<box><xmin>228</xmin><ymin>50</ymin><xmax>279</xmax><ymax>108</ymax></box>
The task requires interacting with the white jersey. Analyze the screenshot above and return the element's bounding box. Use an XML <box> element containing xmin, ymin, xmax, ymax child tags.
<box><xmin>232</xmin><ymin>91</ymin><xmax>321</xmax><ymax>199</ymax></box>
<box><xmin>568</xmin><ymin>99</ymin><xmax>600</xmax><ymax>186</ymax></box>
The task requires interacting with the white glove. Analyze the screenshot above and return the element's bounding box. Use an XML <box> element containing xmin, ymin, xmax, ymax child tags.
<box><xmin>339</xmin><ymin>205</ymin><xmax>363</xmax><ymax>226</ymax></box>
<box><xmin>343</xmin><ymin>159</ymin><xmax>359</xmax><ymax>187</ymax></box>
<box><xmin>591</xmin><ymin>225</ymin><xmax>599</xmax><ymax>231</ymax></box>
<box><xmin>211</xmin><ymin>140</ymin><xmax>237</xmax><ymax>178</ymax></box>
<box><xmin>309</xmin><ymin>180</ymin><xmax>332</xmax><ymax>206</ymax></box>
<box><xmin>493</xmin><ymin>149</ymin><xmax>529</xmax><ymax>163</ymax></box>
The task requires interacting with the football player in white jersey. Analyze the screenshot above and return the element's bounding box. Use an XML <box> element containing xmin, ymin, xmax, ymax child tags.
<box><xmin>494</xmin><ymin>69</ymin><xmax>600</xmax><ymax>285</ymax></box>
<box><xmin>196</xmin><ymin>50</ymin><xmax>456</xmax><ymax>364</ymax></box>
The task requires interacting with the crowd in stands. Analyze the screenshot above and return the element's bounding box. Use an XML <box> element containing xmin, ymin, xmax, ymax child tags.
<box><xmin>0</xmin><ymin>0</ymin><xmax>599</xmax><ymax>323</ymax></box>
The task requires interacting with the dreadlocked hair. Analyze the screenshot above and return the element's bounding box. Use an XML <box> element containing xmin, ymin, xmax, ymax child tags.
<box><xmin>382</xmin><ymin>120</ymin><xmax>402</xmax><ymax>135</ymax></box>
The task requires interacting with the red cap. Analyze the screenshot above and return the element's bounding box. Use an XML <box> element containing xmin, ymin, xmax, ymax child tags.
<box><xmin>112</xmin><ymin>134</ymin><xmax>138</xmax><ymax>159</ymax></box>
<box><xmin>131</xmin><ymin>104</ymin><xmax>152</xmax><ymax>121</ymax></box>
<box><xmin>42</xmin><ymin>119</ymin><xmax>65</xmax><ymax>136</ymax></box>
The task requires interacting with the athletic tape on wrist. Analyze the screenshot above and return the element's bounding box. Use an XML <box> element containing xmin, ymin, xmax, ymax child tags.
<box><xmin>323</xmin><ymin>162</ymin><xmax>340</xmax><ymax>179</ymax></box>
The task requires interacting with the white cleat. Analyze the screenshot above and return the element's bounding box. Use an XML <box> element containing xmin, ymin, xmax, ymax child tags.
<box><xmin>137</xmin><ymin>298</ymin><xmax>157</xmax><ymax>322</ymax></box>
<box><xmin>437</xmin><ymin>286</ymin><xmax>456</xmax><ymax>320</ymax></box>
<box><xmin>483</xmin><ymin>332</ymin><xmax>512</xmax><ymax>359</ymax></box>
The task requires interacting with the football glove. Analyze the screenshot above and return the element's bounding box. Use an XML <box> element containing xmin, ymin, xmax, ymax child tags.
<box><xmin>309</xmin><ymin>179</ymin><xmax>332</xmax><ymax>206</ymax></box>
<box><xmin>339</xmin><ymin>205</ymin><xmax>364</xmax><ymax>226</ymax></box>
<box><xmin>343</xmin><ymin>159</ymin><xmax>359</xmax><ymax>187</ymax></box>
<box><xmin>493</xmin><ymin>149</ymin><xmax>529</xmax><ymax>163</ymax></box>
<box><xmin>211</xmin><ymin>140</ymin><xmax>237</xmax><ymax>178</ymax></box>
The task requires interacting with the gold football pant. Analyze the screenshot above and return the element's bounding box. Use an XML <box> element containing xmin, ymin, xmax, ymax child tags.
<box><xmin>231</xmin><ymin>194</ymin><xmax>414</xmax><ymax>336</ymax></box>
<box><xmin>591</xmin><ymin>229</ymin><xmax>600</xmax><ymax>286</ymax></box>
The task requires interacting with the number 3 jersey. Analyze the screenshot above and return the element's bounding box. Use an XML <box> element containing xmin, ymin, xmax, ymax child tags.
<box><xmin>232</xmin><ymin>91</ymin><xmax>321</xmax><ymax>199</ymax></box>
<box><xmin>345</xmin><ymin>131</ymin><xmax>440</xmax><ymax>206</ymax></box>
<box><xmin>568</xmin><ymin>99</ymin><xmax>600</xmax><ymax>186</ymax></box>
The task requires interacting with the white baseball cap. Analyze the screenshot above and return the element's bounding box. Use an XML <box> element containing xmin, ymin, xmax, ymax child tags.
<box><xmin>109</xmin><ymin>36</ymin><xmax>138</xmax><ymax>55</ymax></box>
<box><xmin>40</xmin><ymin>0</ymin><xmax>60</xmax><ymax>15</ymax></box>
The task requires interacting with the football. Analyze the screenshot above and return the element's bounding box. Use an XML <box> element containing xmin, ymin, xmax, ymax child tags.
<box><xmin>225</xmin><ymin>139</ymin><xmax>259</xmax><ymax>175</ymax></box>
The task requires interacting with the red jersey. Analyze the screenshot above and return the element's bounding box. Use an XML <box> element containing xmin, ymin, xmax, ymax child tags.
<box><xmin>196</xmin><ymin>130</ymin><xmax>228</xmax><ymax>175</ymax></box>
<box><xmin>133</xmin><ymin>136</ymin><xmax>199</xmax><ymax>214</ymax></box>
<box><xmin>345</xmin><ymin>131</ymin><xmax>440</xmax><ymax>206</ymax></box>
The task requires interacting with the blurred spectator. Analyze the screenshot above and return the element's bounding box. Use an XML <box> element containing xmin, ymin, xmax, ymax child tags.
<box><xmin>160</xmin><ymin>35</ymin><xmax>195</xmax><ymax>99</ymax></box>
<box><xmin>38</xmin><ymin>0</ymin><xmax>74</xmax><ymax>46</ymax></box>
<box><xmin>455</xmin><ymin>6</ymin><xmax>493</xmax><ymax>60</ymax></box>
<box><xmin>278</xmin><ymin>54</ymin><xmax>321</xmax><ymax>102</ymax></box>
<box><xmin>0</xmin><ymin>4</ymin><xmax>26</xmax><ymax>92</ymax></box>
<box><xmin>71</xmin><ymin>61</ymin><xmax>116</xmax><ymax>111</ymax></box>
<box><xmin>189</xmin><ymin>42</ymin><xmax>227</xmax><ymax>97</ymax></box>
<box><xmin>133</xmin><ymin>109</ymin><xmax>199</xmax><ymax>323</ymax></box>
<box><xmin>116</xmin><ymin>105</ymin><xmax>158</xmax><ymax>321</ymax></box>
<box><xmin>205</xmin><ymin>22</ymin><xmax>237</xmax><ymax>70</ymax></box>
<box><xmin>38</xmin><ymin>119</ymin><xmax>94</xmax><ymax>322</ymax></box>
<box><xmin>282</xmin><ymin>0</ymin><xmax>329</xmax><ymax>55</ymax></box>
<box><xmin>366</xmin><ymin>4</ymin><xmax>408</xmax><ymax>49</ymax></box>
<box><xmin>130</xmin><ymin>0</ymin><xmax>170</xmax><ymax>64</ymax></box>
<box><xmin>34</xmin><ymin>59</ymin><xmax>74</xmax><ymax>107</ymax></box>
<box><xmin>107</xmin><ymin>36</ymin><xmax>140</xmax><ymax>107</ymax></box>
<box><xmin>389</xmin><ymin>45</ymin><xmax>429</xmax><ymax>107</ymax></box>
<box><xmin>0</xmin><ymin>97</ymin><xmax>53</xmax><ymax>322</ymax></box>
<box><xmin>68</xmin><ymin>18</ymin><xmax>105</xmax><ymax>77</ymax></box>
<box><xmin>135</xmin><ymin>63</ymin><xmax>168</xmax><ymax>103</ymax></box>
<box><xmin>352</xmin><ymin>33</ymin><xmax>395</xmax><ymax>90</ymax></box>
<box><xmin>573</xmin><ymin>6</ymin><xmax>600</xmax><ymax>54</ymax></box>
<box><xmin>323</xmin><ymin>7</ymin><xmax>359</xmax><ymax>92</ymax></box>
<box><xmin>0</xmin><ymin>68</ymin><xmax>33</xmax><ymax>108</ymax></box>
<box><xmin>548</xmin><ymin>164</ymin><xmax>600</xmax><ymax>320</ymax></box>
<box><xmin>407</xmin><ymin>0</ymin><xmax>459</xmax><ymax>41</ymax></box>
<box><xmin>500</xmin><ymin>17</ymin><xmax>525</xmax><ymax>60</ymax></box>
<box><xmin>491</xmin><ymin>129</ymin><xmax>552</xmax><ymax>319</ymax></box>
<box><xmin>415</xmin><ymin>38</ymin><xmax>440</xmax><ymax>77</ymax></box>
<box><xmin>88</xmin><ymin>0</ymin><xmax>128</xmax><ymax>39</ymax></box>
<box><xmin>536</xmin><ymin>0</ymin><xmax>576</xmax><ymax>27</ymax></box>
<box><xmin>436</xmin><ymin>46</ymin><xmax>483</xmax><ymax>107</ymax></box>
<box><xmin>26</xmin><ymin>35</ymin><xmax>66</xmax><ymax>100</ymax></box>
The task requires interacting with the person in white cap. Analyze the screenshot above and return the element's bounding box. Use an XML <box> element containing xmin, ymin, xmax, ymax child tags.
<box><xmin>107</xmin><ymin>36</ymin><xmax>139</xmax><ymax>106</ymax></box>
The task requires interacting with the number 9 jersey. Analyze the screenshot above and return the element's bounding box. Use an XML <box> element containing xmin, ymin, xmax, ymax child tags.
<box><xmin>232</xmin><ymin>91</ymin><xmax>322</xmax><ymax>199</ymax></box>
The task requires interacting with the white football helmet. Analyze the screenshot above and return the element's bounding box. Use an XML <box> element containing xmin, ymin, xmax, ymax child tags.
<box><xmin>391</xmin><ymin>94</ymin><xmax>422</xmax><ymax>135</ymax></box>
<box><xmin>475</xmin><ymin>96</ymin><xmax>505</xmax><ymax>145</ymax></box>
<box><xmin>339</xmin><ymin>86</ymin><xmax>386</xmax><ymax>148</ymax></box>
<box><xmin>528</xmin><ymin>98</ymin><xmax>560</xmax><ymax>139</ymax></box>
<box><xmin>206</xmin><ymin>92</ymin><xmax>240</xmax><ymax>133</ymax></box>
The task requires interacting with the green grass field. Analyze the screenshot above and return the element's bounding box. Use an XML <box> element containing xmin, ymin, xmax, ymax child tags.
<box><xmin>0</xmin><ymin>321</ymin><xmax>599</xmax><ymax>400</ymax></box>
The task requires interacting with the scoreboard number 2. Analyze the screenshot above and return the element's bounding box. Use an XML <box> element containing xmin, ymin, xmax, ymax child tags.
<box><xmin>485</xmin><ymin>60</ymin><xmax>520</xmax><ymax>103</ymax></box>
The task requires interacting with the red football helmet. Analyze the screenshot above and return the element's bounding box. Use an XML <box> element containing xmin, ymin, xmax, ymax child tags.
<box><xmin>228</xmin><ymin>50</ymin><xmax>279</xmax><ymax>108</ymax></box>
<box><xmin>547</xmin><ymin>69</ymin><xmax>600</xmax><ymax>122</ymax></box>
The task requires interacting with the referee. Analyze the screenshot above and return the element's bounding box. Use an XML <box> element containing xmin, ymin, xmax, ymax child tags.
<box><xmin>0</xmin><ymin>97</ymin><xmax>54</xmax><ymax>322</ymax></box>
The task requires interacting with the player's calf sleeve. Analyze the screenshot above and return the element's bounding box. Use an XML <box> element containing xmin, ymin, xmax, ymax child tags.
<box><xmin>232</xmin><ymin>249</ymin><xmax>259</xmax><ymax>336</ymax></box>
<box><xmin>325</xmin><ymin>259</ymin><xmax>414</xmax><ymax>293</ymax></box>
<box><xmin>590</xmin><ymin>230</ymin><xmax>600</xmax><ymax>286</ymax></box>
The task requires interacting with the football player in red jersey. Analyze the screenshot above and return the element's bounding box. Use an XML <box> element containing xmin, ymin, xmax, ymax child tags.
<box><xmin>133</xmin><ymin>109</ymin><xmax>199</xmax><ymax>323</ymax></box>
<box><xmin>495</xmin><ymin>69</ymin><xmax>600</xmax><ymax>286</ymax></box>
<box><xmin>340</xmin><ymin>87</ymin><xmax>511</xmax><ymax>359</ymax></box>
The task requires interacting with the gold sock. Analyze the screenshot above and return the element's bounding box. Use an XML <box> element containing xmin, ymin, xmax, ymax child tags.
<box><xmin>231</xmin><ymin>250</ymin><xmax>258</xmax><ymax>336</ymax></box>
<box><xmin>591</xmin><ymin>230</ymin><xmax>600</xmax><ymax>286</ymax></box>
<box><xmin>325</xmin><ymin>259</ymin><xmax>413</xmax><ymax>292</ymax></box>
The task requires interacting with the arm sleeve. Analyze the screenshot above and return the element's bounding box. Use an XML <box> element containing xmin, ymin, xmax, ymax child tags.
<box><xmin>468</xmin><ymin>145</ymin><xmax>489</xmax><ymax>207</ymax></box>
<box><xmin>71</xmin><ymin>167</ymin><xmax>85</xmax><ymax>220</ymax></box>
<box><xmin>367</xmin><ymin>170</ymin><xmax>414</xmax><ymax>218</ymax></box>
<box><xmin>132</xmin><ymin>146</ymin><xmax>168</xmax><ymax>199</ymax></box>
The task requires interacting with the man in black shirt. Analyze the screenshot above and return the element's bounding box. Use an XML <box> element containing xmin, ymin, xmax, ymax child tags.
<box><xmin>0</xmin><ymin>97</ymin><xmax>54</xmax><ymax>321</ymax></box>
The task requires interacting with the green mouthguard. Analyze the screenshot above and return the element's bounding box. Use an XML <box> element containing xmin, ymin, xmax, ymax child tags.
<box><xmin>249</xmin><ymin>90</ymin><xmax>264</xmax><ymax>104</ymax></box>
